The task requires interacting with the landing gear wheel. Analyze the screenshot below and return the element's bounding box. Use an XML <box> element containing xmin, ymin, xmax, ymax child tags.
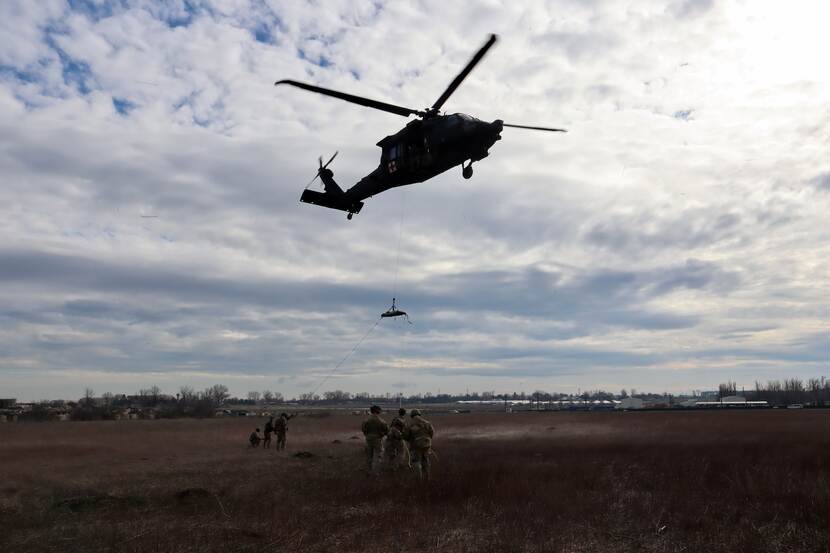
<box><xmin>347</xmin><ymin>213</ymin><xmax>353</xmax><ymax>220</ymax></box>
<box><xmin>462</xmin><ymin>163</ymin><xmax>473</xmax><ymax>179</ymax></box>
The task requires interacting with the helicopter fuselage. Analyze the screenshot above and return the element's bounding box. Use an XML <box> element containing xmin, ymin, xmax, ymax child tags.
<box><xmin>345</xmin><ymin>113</ymin><xmax>504</xmax><ymax>203</ymax></box>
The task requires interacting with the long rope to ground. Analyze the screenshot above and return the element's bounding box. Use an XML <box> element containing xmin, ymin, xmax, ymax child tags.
<box><xmin>308</xmin><ymin>318</ymin><xmax>381</xmax><ymax>397</ymax></box>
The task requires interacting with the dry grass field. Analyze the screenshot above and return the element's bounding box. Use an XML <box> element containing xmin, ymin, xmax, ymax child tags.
<box><xmin>2</xmin><ymin>409</ymin><xmax>830</xmax><ymax>553</ymax></box>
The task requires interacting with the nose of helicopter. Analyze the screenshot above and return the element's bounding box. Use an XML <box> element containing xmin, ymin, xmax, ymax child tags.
<box><xmin>490</xmin><ymin>119</ymin><xmax>503</xmax><ymax>142</ymax></box>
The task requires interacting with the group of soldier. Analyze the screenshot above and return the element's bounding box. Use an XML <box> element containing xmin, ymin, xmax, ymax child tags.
<box><xmin>248</xmin><ymin>412</ymin><xmax>295</xmax><ymax>450</ymax></box>
<box><xmin>248</xmin><ymin>406</ymin><xmax>435</xmax><ymax>479</ymax></box>
<box><xmin>363</xmin><ymin>405</ymin><xmax>435</xmax><ymax>479</ymax></box>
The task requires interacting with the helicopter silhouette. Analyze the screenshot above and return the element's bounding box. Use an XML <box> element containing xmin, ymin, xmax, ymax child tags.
<box><xmin>276</xmin><ymin>34</ymin><xmax>566</xmax><ymax>220</ymax></box>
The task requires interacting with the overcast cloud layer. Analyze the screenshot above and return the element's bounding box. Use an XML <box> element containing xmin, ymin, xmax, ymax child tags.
<box><xmin>2</xmin><ymin>0</ymin><xmax>830</xmax><ymax>401</ymax></box>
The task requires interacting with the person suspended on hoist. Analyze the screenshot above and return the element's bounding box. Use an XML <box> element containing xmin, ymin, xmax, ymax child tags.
<box><xmin>381</xmin><ymin>298</ymin><xmax>411</xmax><ymax>323</ymax></box>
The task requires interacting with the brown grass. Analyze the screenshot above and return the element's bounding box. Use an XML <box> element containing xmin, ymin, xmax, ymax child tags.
<box><xmin>2</xmin><ymin>410</ymin><xmax>830</xmax><ymax>552</ymax></box>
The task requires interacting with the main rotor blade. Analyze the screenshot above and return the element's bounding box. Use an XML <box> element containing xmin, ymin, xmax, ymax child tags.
<box><xmin>275</xmin><ymin>79</ymin><xmax>424</xmax><ymax>118</ymax></box>
<box><xmin>431</xmin><ymin>34</ymin><xmax>498</xmax><ymax>112</ymax></box>
<box><xmin>503</xmin><ymin>123</ymin><xmax>567</xmax><ymax>133</ymax></box>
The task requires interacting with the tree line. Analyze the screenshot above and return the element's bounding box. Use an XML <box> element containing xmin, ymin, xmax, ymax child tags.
<box><xmin>746</xmin><ymin>377</ymin><xmax>830</xmax><ymax>406</ymax></box>
<box><xmin>16</xmin><ymin>376</ymin><xmax>830</xmax><ymax>422</ymax></box>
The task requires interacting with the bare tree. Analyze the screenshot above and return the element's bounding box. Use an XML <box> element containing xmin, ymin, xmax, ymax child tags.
<box><xmin>138</xmin><ymin>385</ymin><xmax>162</xmax><ymax>406</ymax></box>
<box><xmin>204</xmin><ymin>384</ymin><xmax>230</xmax><ymax>406</ymax></box>
<box><xmin>784</xmin><ymin>378</ymin><xmax>804</xmax><ymax>405</ymax></box>
<box><xmin>262</xmin><ymin>390</ymin><xmax>274</xmax><ymax>403</ymax></box>
<box><xmin>718</xmin><ymin>381</ymin><xmax>737</xmax><ymax>399</ymax></box>
<box><xmin>101</xmin><ymin>392</ymin><xmax>114</xmax><ymax>408</ymax></box>
<box><xmin>179</xmin><ymin>386</ymin><xmax>196</xmax><ymax>402</ymax></box>
<box><xmin>247</xmin><ymin>391</ymin><xmax>261</xmax><ymax>403</ymax></box>
<box><xmin>323</xmin><ymin>390</ymin><xmax>351</xmax><ymax>402</ymax></box>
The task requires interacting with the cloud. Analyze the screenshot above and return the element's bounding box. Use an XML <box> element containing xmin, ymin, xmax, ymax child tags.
<box><xmin>810</xmin><ymin>172</ymin><xmax>830</xmax><ymax>192</ymax></box>
<box><xmin>2</xmin><ymin>0</ymin><xmax>830</xmax><ymax>400</ymax></box>
<box><xmin>671</xmin><ymin>0</ymin><xmax>715</xmax><ymax>19</ymax></box>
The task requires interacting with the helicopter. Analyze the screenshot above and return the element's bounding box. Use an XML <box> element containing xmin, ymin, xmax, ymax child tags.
<box><xmin>275</xmin><ymin>34</ymin><xmax>566</xmax><ymax>220</ymax></box>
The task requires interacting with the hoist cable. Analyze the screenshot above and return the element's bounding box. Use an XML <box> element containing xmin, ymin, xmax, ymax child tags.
<box><xmin>391</xmin><ymin>189</ymin><xmax>406</xmax><ymax>300</ymax></box>
<box><xmin>308</xmin><ymin>318</ymin><xmax>381</xmax><ymax>397</ymax></box>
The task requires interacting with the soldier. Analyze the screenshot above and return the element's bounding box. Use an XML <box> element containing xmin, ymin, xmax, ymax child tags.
<box><xmin>262</xmin><ymin>416</ymin><xmax>274</xmax><ymax>448</ymax></box>
<box><xmin>361</xmin><ymin>405</ymin><xmax>388</xmax><ymax>474</ymax></box>
<box><xmin>385</xmin><ymin>408</ymin><xmax>410</xmax><ymax>470</ymax></box>
<box><xmin>274</xmin><ymin>412</ymin><xmax>296</xmax><ymax>451</ymax></box>
<box><xmin>403</xmin><ymin>409</ymin><xmax>434</xmax><ymax>480</ymax></box>
<box><xmin>391</xmin><ymin>407</ymin><xmax>407</xmax><ymax>428</ymax></box>
<box><xmin>384</xmin><ymin>417</ymin><xmax>409</xmax><ymax>471</ymax></box>
<box><xmin>249</xmin><ymin>427</ymin><xmax>262</xmax><ymax>448</ymax></box>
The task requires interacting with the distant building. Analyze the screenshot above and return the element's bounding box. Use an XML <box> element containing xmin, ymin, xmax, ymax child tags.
<box><xmin>721</xmin><ymin>395</ymin><xmax>746</xmax><ymax>403</ymax></box>
<box><xmin>692</xmin><ymin>398</ymin><xmax>768</xmax><ymax>409</ymax></box>
<box><xmin>616</xmin><ymin>397</ymin><xmax>644</xmax><ymax>410</ymax></box>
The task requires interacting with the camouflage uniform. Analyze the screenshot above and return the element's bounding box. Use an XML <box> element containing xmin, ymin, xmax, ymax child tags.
<box><xmin>404</xmin><ymin>412</ymin><xmax>434</xmax><ymax>479</ymax></box>
<box><xmin>361</xmin><ymin>412</ymin><xmax>388</xmax><ymax>473</ymax></box>
<box><xmin>249</xmin><ymin>429</ymin><xmax>262</xmax><ymax>447</ymax></box>
<box><xmin>384</xmin><ymin>417</ymin><xmax>410</xmax><ymax>470</ymax></box>
<box><xmin>274</xmin><ymin>413</ymin><xmax>294</xmax><ymax>451</ymax></box>
<box><xmin>263</xmin><ymin>417</ymin><xmax>274</xmax><ymax>448</ymax></box>
<box><xmin>390</xmin><ymin>413</ymin><xmax>408</xmax><ymax>431</ymax></box>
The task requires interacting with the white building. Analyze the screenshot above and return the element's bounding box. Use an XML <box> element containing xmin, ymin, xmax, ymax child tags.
<box><xmin>721</xmin><ymin>395</ymin><xmax>746</xmax><ymax>403</ymax></box>
<box><xmin>616</xmin><ymin>397</ymin><xmax>644</xmax><ymax>410</ymax></box>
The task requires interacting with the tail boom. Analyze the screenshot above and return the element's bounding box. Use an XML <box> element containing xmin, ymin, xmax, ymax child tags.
<box><xmin>300</xmin><ymin>189</ymin><xmax>363</xmax><ymax>215</ymax></box>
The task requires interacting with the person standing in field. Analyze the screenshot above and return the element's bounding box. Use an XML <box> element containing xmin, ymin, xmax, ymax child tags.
<box><xmin>391</xmin><ymin>407</ymin><xmax>407</xmax><ymax>429</ymax></box>
<box><xmin>262</xmin><ymin>416</ymin><xmax>274</xmax><ymax>449</ymax></box>
<box><xmin>403</xmin><ymin>409</ymin><xmax>434</xmax><ymax>480</ymax></box>
<box><xmin>385</xmin><ymin>407</ymin><xmax>410</xmax><ymax>470</ymax></box>
<box><xmin>274</xmin><ymin>412</ymin><xmax>296</xmax><ymax>451</ymax></box>
<box><xmin>249</xmin><ymin>427</ymin><xmax>262</xmax><ymax>448</ymax></box>
<box><xmin>384</xmin><ymin>417</ymin><xmax>409</xmax><ymax>471</ymax></box>
<box><xmin>361</xmin><ymin>405</ymin><xmax>388</xmax><ymax>474</ymax></box>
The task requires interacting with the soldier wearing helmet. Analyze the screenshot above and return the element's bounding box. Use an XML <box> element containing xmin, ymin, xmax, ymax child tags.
<box><xmin>361</xmin><ymin>405</ymin><xmax>388</xmax><ymax>474</ymax></box>
<box><xmin>403</xmin><ymin>409</ymin><xmax>435</xmax><ymax>480</ymax></box>
<box><xmin>274</xmin><ymin>412</ymin><xmax>296</xmax><ymax>451</ymax></box>
<box><xmin>392</xmin><ymin>407</ymin><xmax>407</xmax><ymax>426</ymax></box>
<box><xmin>384</xmin><ymin>407</ymin><xmax>410</xmax><ymax>470</ymax></box>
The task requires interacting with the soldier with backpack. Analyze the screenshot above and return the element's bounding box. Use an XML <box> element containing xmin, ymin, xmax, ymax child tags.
<box><xmin>384</xmin><ymin>416</ymin><xmax>409</xmax><ymax>471</ymax></box>
<box><xmin>249</xmin><ymin>427</ymin><xmax>262</xmax><ymax>448</ymax></box>
<box><xmin>403</xmin><ymin>409</ymin><xmax>434</xmax><ymax>480</ymax></box>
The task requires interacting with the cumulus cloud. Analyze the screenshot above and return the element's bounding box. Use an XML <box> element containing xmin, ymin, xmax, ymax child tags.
<box><xmin>2</xmin><ymin>0</ymin><xmax>830</xmax><ymax>400</ymax></box>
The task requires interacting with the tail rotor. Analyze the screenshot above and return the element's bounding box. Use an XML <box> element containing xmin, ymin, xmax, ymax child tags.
<box><xmin>304</xmin><ymin>151</ymin><xmax>339</xmax><ymax>189</ymax></box>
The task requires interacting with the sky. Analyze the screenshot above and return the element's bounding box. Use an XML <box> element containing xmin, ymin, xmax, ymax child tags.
<box><xmin>2</xmin><ymin>0</ymin><xmax>830</xmax><ymax>401</ymax></box>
